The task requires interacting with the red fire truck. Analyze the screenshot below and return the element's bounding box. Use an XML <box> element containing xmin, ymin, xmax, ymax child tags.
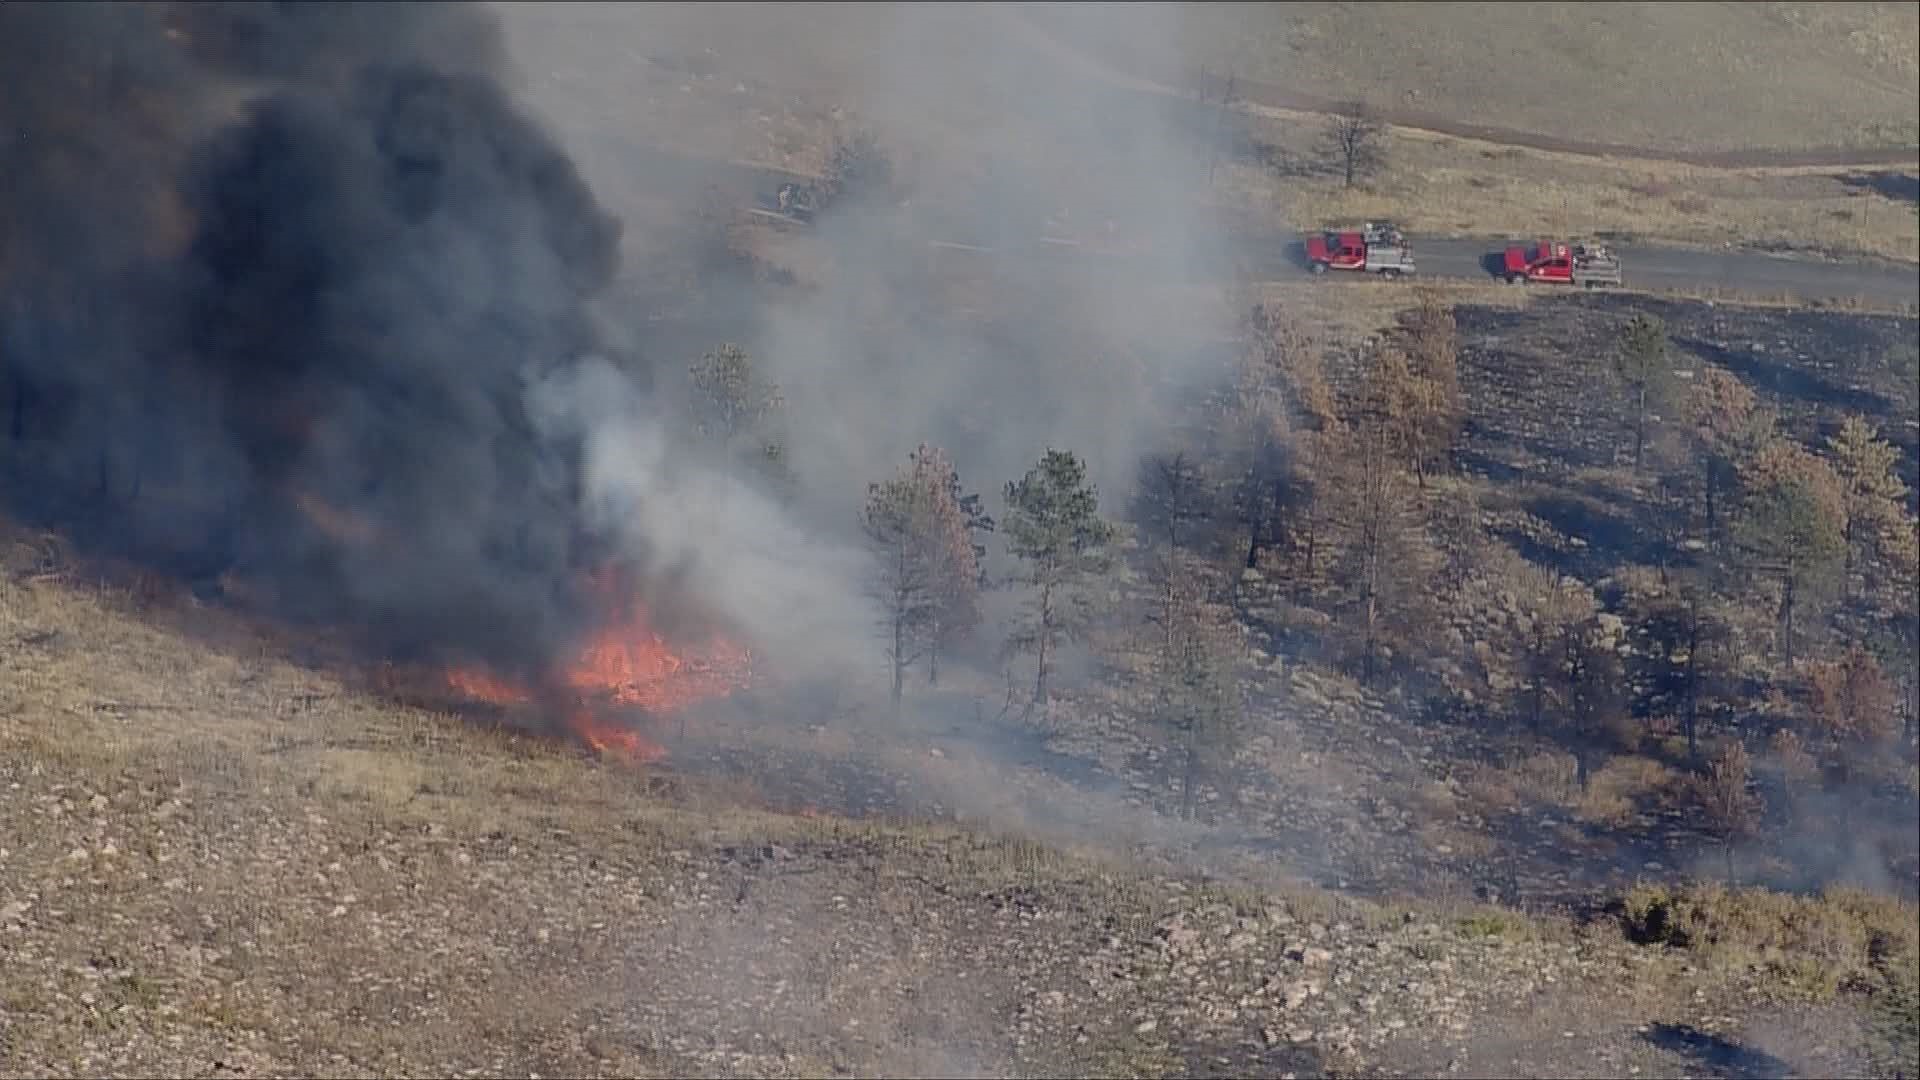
<box><xmin>1305</xmin><ymin>222</ymin><xmax>1417</xmax><ymax>278</ymax></box>
<box><xmin>1501</xmin><ymin>240</ymin><xmax>1624</xmax><ymax>288</ymax></box>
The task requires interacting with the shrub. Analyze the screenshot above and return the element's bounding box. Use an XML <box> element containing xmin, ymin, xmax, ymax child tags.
<box><xmin>1617</xmin><ymin>882</ymin><xmax>1919</xmax><ymax>1004</ymax></box>
<box><xmin>820</xmin><ymin>127</ymin><xmax>894</xmax><ymax>207</ymax></box>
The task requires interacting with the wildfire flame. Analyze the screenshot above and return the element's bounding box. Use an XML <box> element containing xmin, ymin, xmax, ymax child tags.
<box><xmin>443</xmin><ymin>568</ymin><xmax>752</xmax><ymax>763</ymax></box>
<box><xmin>293</xmin><ymin>489</ymin><xmax>380</xmax><ymax>547</ymax></box>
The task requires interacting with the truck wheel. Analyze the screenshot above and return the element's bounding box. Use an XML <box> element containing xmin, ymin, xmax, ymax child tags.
<box><xmin>1381</xmin><ymin>268</ymin><xmax>1402</xmax><ymax>280</ymax></box>
<box><xmin>1506</xmin><ymin>273</ymin><xmax>1525</xmax><ymax>286</ymax></box>
<box><xmin>1309</xmin><ymin>262</ymin><xmax>1328</xmax><ymax>275</ymax></box>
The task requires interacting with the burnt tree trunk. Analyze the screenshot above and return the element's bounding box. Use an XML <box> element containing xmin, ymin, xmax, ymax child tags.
<box><xmin>1683</xmin><ymin>602</ymin><xmax>1702</xmax><ymax>761</ymax></box>
<box><xmin>1703</xmin><ymin>459</ymin><xmax>1717</xmax><ymax>539</ymax></box>
<box><xmin>1632</xmin><ymin>385</ymin><xmax>1647</xmax><ymax>470</ymax></box>
<box><xmin>1360</xmin><ymin>550</ymin><xmax>1380</xmax><ymax>685</ymax></box>
<box><xmin>1180</xmin><ymin>729</ymin><xmax>1200</xmax><ymax>821</ymax></box>
<box><xmin>1031</xmin><ymin>578</ymin><xmax>1054</xmax><ymax>707</ymax></box>
<box><xmin>1298</xmin><ymin>518</ymin><xmax>1318</xmax><ymax>604</ymax></box>
<box><xmin>891</xmin><ymin>609</ymin><xmax>906</xmax><ymax>712</ymax></box>
<box><xmin>1780</xmin><ymin>570</ymin><xmax>1797</xmax><ymax>670</ymax></box>
<box><xmin>1841</xmin><ymin>518</ymin><xmax>1856</xmax><ymax>603</ymax></box>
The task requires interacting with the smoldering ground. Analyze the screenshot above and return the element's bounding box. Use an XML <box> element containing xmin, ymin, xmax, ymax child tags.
<box><xmin>1</xmin><ymin>0</ymin><xmax>1300</xmax><ymax>863</ymax></box>
<box><xmin>0</xmin><ymin>1</ymin><xmax>665</xmax><ymax>676</ymax></box>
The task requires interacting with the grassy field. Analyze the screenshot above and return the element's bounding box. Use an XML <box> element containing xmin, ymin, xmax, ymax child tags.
<box><xmin>1029</xmin><ymin>1</ymin><xmax>1920</xmax><ymax>155</ymax></box>
<box><xmin>1212</xmin><ymin>119</ymin><xmax>1920</xmax><ymax>265</ymax></box>
<box><xmin>491</xmin><ymin>3</ymin><xmax>1920</xmax><ymax>266</ymax></box>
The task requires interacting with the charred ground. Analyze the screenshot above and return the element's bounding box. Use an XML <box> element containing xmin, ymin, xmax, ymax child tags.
<box><xmin>0</xmin><ymin>564</ymin><xmax>1911</xmax><ymax>1080</ymax></box>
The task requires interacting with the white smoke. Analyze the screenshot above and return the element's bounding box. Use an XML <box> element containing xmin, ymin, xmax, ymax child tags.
<box><xmin>524</xmin><ymin>356</ymin><xmax>884</xmax><ymax>683</ymax></box>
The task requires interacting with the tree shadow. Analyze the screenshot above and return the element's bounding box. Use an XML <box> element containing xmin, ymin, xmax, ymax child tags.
<box><xmin>1524</xmin><ymin>488</ymin><xmax>1667</xmax><ymax>574</ymax></box>
<box><xmin>1640</xmin><ymin>1022</ymin><xmax>1793</xmax><ymax>1080</ymax></box>
<box><xmin>1840</xmin><ymin>171</ymin><xmax>1920</xmax><ymax>205</ymax></box>
<box><xmin>1178</xmin><ymin>1036</ymin><xmax>1328</xmax><ymax>1079</ymax></box>
<box><xmin>1677</xmin><ymin>336</ymin><xmax>1896</xmax><ymax>419</ymax></box>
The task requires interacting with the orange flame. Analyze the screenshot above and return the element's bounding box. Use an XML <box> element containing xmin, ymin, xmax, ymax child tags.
<box><xmin>441</xmin><ymin>567</ymin><xmax>751</xmax><ymax>761</ymax></box>
<box><xmin>570</xmin><ymin>709</ymin><xmax>669</xmax><ymax>765</ymax></box>
<box><xmin>294</xmin><ymin>490</ymin><xmax>380</xmax><ymax>547</ymax></box>
<box><xmin>445</xmin><ymin>667</ymin><xmax>526</xmax><ymax>705</ymax></box>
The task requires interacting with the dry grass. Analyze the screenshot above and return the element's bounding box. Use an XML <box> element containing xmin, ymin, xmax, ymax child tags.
<box><xmin>1459</xmin><ymin>750</ymin><xmax>1685</xmax><ymax>829</ymax></box>
<box><xmin>1239</xmin><ymin>279</ymin><xmax>1536</xmax><ymax>340</ymax></box>
<box><xmin>1213</xmin><ymin>122</ymin><xmax>1920</xmax><ymax>264</ymax></box>
<box><xmin>1066</xmin><ymin>2</ymin><xmax>1920</xmax><ymax>154</ymax></box>
<box><xmin>489</xmin><ymin>4</ymin><xmax>1920</xmax><ymax>276</ymax></box>
<box><xmin>2</xmin><ymin>521</ymin><xmax>1913</xmax><ymax>1074</ymax></box>
<box><xmin>1619</xmin><ymin>881</ymin><xmax>1920</xmax><ymax>1003</ymax></box>
<box><xmin>1578</xmin><ymin>757</ymin><xmax>1685</xmax><ymax>829</ymax></box>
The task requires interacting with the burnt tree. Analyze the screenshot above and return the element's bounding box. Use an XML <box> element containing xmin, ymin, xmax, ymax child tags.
<box><xmin>1150</xmin><ymin>551</ymin><xmax>1244</xmax><ymax>821</ymax></box>
<box><xmin>1323</xmin><ymin>102</ymin><xmax>1386</xmax><ymax>188</ymax></box>
<box><xmin>1735</xmin><ymin>438</ymin><xmax>1847</xmax><ymax>669</ymax></box>
<box><xmin>1614</xmin><ymin>314</ymin><xmax>1678</xmax><ymax>472</ymax></box>
<box><xmin>862</xmin><ymin>444</ymin><xmax>985</xmax><ymax>712</ymax></box>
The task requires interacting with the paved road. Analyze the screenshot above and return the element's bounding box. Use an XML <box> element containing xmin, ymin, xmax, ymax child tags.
<box><xmin>609</xmin><ymin>136</ymin><xmax>1919</xmax><ymax>310</ymax></box>
<box><xmin>1208</xmin><ymin>219</ymin><xmax>1920</xmax><ymax>308</ymax></box>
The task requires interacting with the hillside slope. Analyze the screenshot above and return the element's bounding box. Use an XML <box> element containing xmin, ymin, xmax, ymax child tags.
<box><xmin>1024</xmin><ymin>1</ymin><xmax>1920</xmax><ymax>155</ymax></box>
<box><xmin>0</xmin><ymin>555</ymin><xmax>1909</xmax><ymax>1078</ymax></box>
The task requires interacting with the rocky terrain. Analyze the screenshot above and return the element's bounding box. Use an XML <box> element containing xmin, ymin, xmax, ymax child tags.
<box><xmin>2</xmin><ymin>564</ymin><xmax>1912</xmax><ymax>1079</ymax></box>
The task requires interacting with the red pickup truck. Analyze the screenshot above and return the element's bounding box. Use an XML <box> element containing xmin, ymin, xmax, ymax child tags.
<box><xmin>1502</xmin><ymin>240</ymin><xmax>1623</xmax><ymax>288</ymax></box>
<box><xmin>1305</xmin><ymin>222</ymin><xmax>1416</xmax><ymax>278</ymax></box>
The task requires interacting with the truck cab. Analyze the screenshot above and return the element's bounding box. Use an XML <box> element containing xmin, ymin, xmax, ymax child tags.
<box><xmin>1306</xmin><ymin>231</ymin><xmax>1369</xmax><ymax>270</ymax></box>
<box><xmin>1504</xmin><ymin>241</ymin><xmax>1572</xmax><ymax>282</ymax></box>
<box><xmin>1503</xmin><ymin>240</ymin><xmax>1622</xmax><ymax>287</ymax></box>
<box><xmin>1306</xmin><ymin>222</ymin><xmax>1415</xmax><ymax>277</ymax></box>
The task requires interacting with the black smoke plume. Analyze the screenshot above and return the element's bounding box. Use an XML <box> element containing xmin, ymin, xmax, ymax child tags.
<box><xmin>0</xmin><ymin>2</ymin><xmax>631</xmax><ymax>674</ymax></box>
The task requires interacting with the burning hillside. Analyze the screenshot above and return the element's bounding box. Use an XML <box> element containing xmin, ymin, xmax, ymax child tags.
<box><xmin>0</xmin><ymin>0</ymin><xmax>774</xmax><ymax>751</ymax></box>
<box><xmin>445</xmin><ymin>567</ymin><xmax>754</xmax><ymax>762</ymax></box>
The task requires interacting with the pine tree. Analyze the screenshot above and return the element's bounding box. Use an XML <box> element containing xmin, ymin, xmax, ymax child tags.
<box><xmin>1825</xmin><ymin>415</ymin><xmax>1910</xmax><ymax>603</ymax></box>
<box><xmin>862</xmin><ymin>444</ymin><xmax>986</xmax><ymax>711</ymax></box>
<box><xmin>1002</xmin><ymin>449</ymin><xmax>1119</xmax><ymax>710</ymax></box>
<box><xmin>689</xmin><ymin>343</ymin><xmax>790</xmax><ymax>491</ymax></box>
<box><xmin>1679</xmin><ymin>366</ymin><xmax>1762</xmax><ymax>542</ymax></box>
<box><xmin>1615</xmin><ymin>314</ymin><xmax>1679</xmax><ymax>472</ymax></box>
<box><xmin>1150</xmin><ymin>552</ymin><xmax>1244</xmax><ymax>821</ymax></box>
<box><xmin>1735</xmin><ymin>438</ymin><xmax>1848</xmax><ymax>669</ymax></box>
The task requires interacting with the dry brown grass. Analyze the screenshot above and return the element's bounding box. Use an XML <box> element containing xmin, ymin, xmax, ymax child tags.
<box><xmin>1239</xmin><ymin>279</ymin><xmax>1536</xmax><ymax>341</ymax></box>
<box><xmin>3</xmin><ymin>523</ymin><xmax>1913</xmax><ymax>1075</ymax></box>
<box><xmin>1578</xmin><ymin>757</ymin><xmax>1685</xmax><ymax>828</ymax></box>
<box><xmin>1458</xmin><ymin>750</ymin><xmax>1685</xmax><ymax>829</ymax></box>
<box><xmin>1213</xmin><ymin>123</ymin><xmax>1920</xmax><ymax>264</ymax></box>
<box><xmin>1062</xmin><ymin>2</ymin><xmax>1920</xmax><ymax>154</ymax></box>
<box><xmin>1619</xmin><ymin>881</ymin><xmax>1920</xmax><ymax>1002</ymax></box>
<box><xmin>489</xmin><ymin>3</ymin><xmax>1920</xmax><ymax>277</ymax></box>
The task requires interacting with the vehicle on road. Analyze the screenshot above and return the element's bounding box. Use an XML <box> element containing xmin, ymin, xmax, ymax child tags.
<box><xmin>1305</xmin><ymin>222</ymin><xmax>1416</xmax><ymax>278</ymax></box>
<box><xmin>1502</xmin><ymin>240</ymin><xmax>1623</xmax><ymax>288</ymax></box>
<box><xmin>746</xmin><ymin>181</ymin><xmax>823</xmax><ymax>228</ymax></box>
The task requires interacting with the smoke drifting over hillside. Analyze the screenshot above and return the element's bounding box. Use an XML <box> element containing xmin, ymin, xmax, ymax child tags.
<box><xmin>0</xmin><ymin>0</ymin><xmax>1243</xmax><ymax>723</ymax></box>
<box><xmin>2</xmin><ymin>0</ymin><xmax>1249</xmax><ymax>709</ymax></box>
<box><xmin>486</xmin><ymin>1</ymin><xmax>1246</xmax><ymax>685</ymax></box>
<box><xmin>2</xmin><ymin>2</ymin><xmax>635</xmax><ymax>673</ymax></box>
<box><xmin>739</xmin><ymin>3</ymin><xmax>1231</xmax><ymax>521</ymax></box>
